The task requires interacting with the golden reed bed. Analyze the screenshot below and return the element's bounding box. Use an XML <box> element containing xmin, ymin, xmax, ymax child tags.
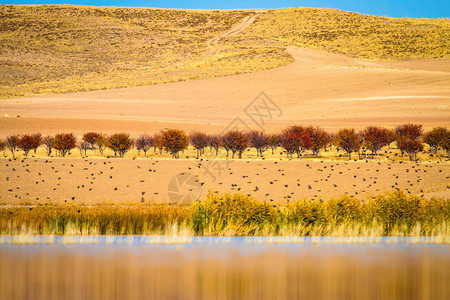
<box><xmin>1</xmin><ymin>191</ymin><xmax>448</xmax><ymax>237</ymax></box>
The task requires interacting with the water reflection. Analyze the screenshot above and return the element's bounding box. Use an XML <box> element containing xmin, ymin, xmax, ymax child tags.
<box><xmin>0</xmin><ymin>237</ymin><xmax>448</xmax><ymax>299</ymax></box>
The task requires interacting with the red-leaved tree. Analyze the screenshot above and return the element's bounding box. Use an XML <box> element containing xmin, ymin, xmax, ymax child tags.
<box><xmin>305</xmin><ymin>126</ymin><xmax>329</xmax><ymax>157</ymax></box>
<box><xmin>361</xmin><ymin>126</ymin><xmax>388</xmax><ymax>158</ymax></box>
<box><xmin>279</xmin><ymin>126</ymin><xmax>312</xmax><ymax>158</ymax></box>
<box><xmin>18</xmin><ymin>134</ymin><xmax>42</xmax><ymax>157</ymax></box>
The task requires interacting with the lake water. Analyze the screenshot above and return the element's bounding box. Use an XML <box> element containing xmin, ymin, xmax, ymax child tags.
<box><xmin>0</xmin><ymin>236</ymin><xmax>449</xmax><ymax>300</ymax></box>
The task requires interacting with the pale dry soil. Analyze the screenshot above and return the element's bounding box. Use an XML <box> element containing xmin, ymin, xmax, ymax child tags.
<box><xmin>1</xmin><ymin>157</ymin><xmax>448</xmax><ymax>204</ymax></box>
<box><xmin>0</xmin><ymin>47</ymin><xmax>449</xmax><ymax>136</ymax></box>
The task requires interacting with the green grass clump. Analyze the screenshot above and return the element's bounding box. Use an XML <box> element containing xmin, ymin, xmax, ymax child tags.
<box><xmin>0</xmin><ymin>191</ymin><xmax>448</xmax><ymax>237</ymax></box>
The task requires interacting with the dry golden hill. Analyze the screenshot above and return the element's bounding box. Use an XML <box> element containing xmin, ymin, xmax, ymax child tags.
<box><xmin>1</xmin><ymin>5</ymin><xmax>450</xmax><ymax>99</ymax></box>
<box><xmin>1</xmin><ymin>46</ymin><xmax>449</xmax><ymax>136</ymax></box>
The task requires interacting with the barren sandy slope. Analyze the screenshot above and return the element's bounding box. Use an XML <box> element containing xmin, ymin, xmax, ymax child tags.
<box><xmin>1</xmin><ymin>157</ymin><xmax>448</xmax><ymax>204</ymax></box>
<box><xmin>1</xmin><ymin>47</ymin><xmax>449</xmax><ymax>136</ymax></box>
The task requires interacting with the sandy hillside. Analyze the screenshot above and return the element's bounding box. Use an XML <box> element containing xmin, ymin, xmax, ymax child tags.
<box><xmin>1</xmin><ymin>46</ymin><xmax>449</xmax><ymax>136</ymax></box>
<box><xmin>1</xmin><ymin>157</ymin><xmax>448</xmax><ymax>204</ymax></box>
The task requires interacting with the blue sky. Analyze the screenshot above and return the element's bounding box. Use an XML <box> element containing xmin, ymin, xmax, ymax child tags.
<box><xmin>1</xmin><ymin>1</ymin><xmax>449</xmax><ymax>18</ymax></box>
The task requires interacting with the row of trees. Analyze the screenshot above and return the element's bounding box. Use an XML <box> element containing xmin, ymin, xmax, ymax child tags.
<box><xmin>0</xmin><ymin>125</ymin><xmax>448</xmax><ymax>161</ymax></box>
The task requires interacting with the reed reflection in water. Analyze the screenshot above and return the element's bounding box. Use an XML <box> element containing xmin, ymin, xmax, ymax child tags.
<box><xmin>0</xmin><ymin>237</ymin><xmax>448</xmax><ymax>300</ymax></box>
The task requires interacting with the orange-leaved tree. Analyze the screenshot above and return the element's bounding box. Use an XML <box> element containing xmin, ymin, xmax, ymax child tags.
<box><xmin>161</xmin><ymin>129</ymin><xmax>189</xmax><ymax>158</ymax></box>
<box><xmin>52</xmin><ymin>133</ymin><xmax>77</xmax><ymax>157</ymax></box>
<box><xmin>333</xmin><ymin>128</ymin><xmax>361</xmax><ymax>159</ymax></box>
<box><xmin>107</xmin><ymin>133</ymin><xmax>134</xmax><ymax>158</ymax></box>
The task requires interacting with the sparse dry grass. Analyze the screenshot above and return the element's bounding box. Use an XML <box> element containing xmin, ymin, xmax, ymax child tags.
<box><xmin>0</xmin><ymin>5</ymin><xmax>291</xmax><ymax>98</ymax></box>
<box><xmin>2</xmin><ymin>6</ymin><xmax>449</xmax><ymax>99</ymax></box>
<box><xmin>246</xmin><ymin>8</ymin><xmax>450</xmax><ymax>60</ymax></box>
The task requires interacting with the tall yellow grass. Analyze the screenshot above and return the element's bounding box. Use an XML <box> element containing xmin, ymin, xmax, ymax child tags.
<box><xmin>1</xmin><ymin>191</ymin><xmax>448</xmax><ymax>237</ymax></box>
